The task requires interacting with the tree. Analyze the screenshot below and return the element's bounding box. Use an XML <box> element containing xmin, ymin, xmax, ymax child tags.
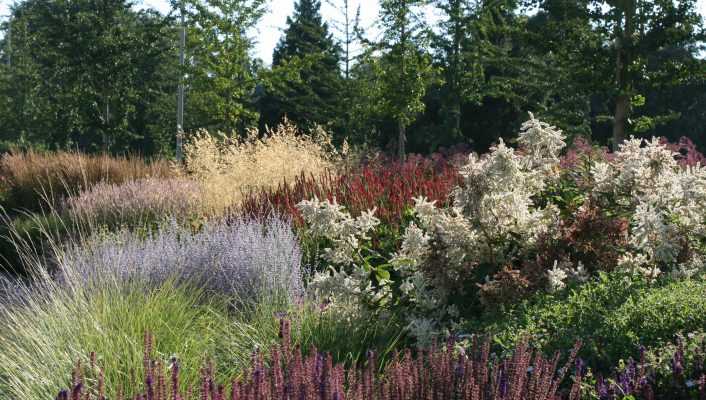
<box><xmin>607</xmin><ymin>0</ymin><xmax>704</xmax><ymax>147</ymax></box>
<box><xmin>126</xmin><ymin>10</ymin><xmax>183</xmax><ymax>156</ymax></box>
<box><xmin>325</xmin><ymin>0</ymin><xmax>362</xmax><ymax>137</ymax></box>
<box><xmin>426</xmin><ymin>0</ymin><xmax>532</xmax><ymax>151</ymax></box>
<box><xmin>174</xmin><ymin>0</ymin><xmax>266</xmax><ymax>134</ymax></box>
<box><xmin>325</xmin><ymin>0</ymin><xmax>362</xmax><ymax>81</ymax></box>
<box><xmin>432</xmin><ymin>0</ymin><xmax>484</xmax><ymax>141</ymax></box>
<box><xmin>0</xmin><ymin>6</ymin><xmax>52</xmax><ymax>149</ymax></box>
<box><xmin>520</xmin><ymin>0</ymin><xmax>602</xmax><ymax>139</ymax></box>
<box><xmin>376</xmin><ymin>0</ymin><xmax>435</xmax><ymax>159</ymax></box>
<box><xmin>528</xmin><ymin>0</ymin><xmax>705</xmax><ymax>148</ymax></box>
<box><xmin>260</xmin><ymin>0</ymin><xmax>343</xmax><ymax>133</ymax></box>
<box><xmin>0</xmin><ymin>0</ymin><xmax>180</xmax><ymax>155</ymax></box>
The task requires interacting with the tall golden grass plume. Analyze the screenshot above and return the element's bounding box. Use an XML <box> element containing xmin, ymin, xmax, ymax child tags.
<box><xmin>182</xmin><ymin>119</ymin><xmax>341</xmax><ymax>213</ymax></box>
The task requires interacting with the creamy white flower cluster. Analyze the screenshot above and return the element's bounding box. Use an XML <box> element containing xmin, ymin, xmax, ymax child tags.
<box><xmin>518</xmin><ymin>113</ymin><xmax>567</xmax><ymax>174</ymax></box>
<box><xmin>307</xmin><ymin>266</ymin><xmax>390</xmax><ymax>308</ymax></box>
<box><xmin>297</xmin><ymin>195</ymin><xmax>467</xmax><ymax>342</ymax></box>
<box><xmin>591</xmin><ymin>136</ymin><xmax>706</xmax><ymax>279</ymax></box>
<box><xmin>388</xmin><ymin>115</ymin><xmax>567</xmax><ymax>315</ymax></box>
<box><xmin>297</xmin><ymin>197</ymin><xmax>380</xmax><ymax>264</ymax></box>
<box><xmin>406</xmin><ymin>196</ymin><xmax>478</xmax><ymax>271</ymax></box>
<box><xmin>391</xmin><ymin>222</ymin><xmax>431</xmax><ymax>272</ymax></box>
<box><xmin>546</xmin><ymin>259</ymin><xmax>589</xmax><ymax>292</ymax></box>
<box><xmin>412</xmin><ymin>114</ymin><xmax>565</xmax><ymax>269</ymax></box>
<box><xmin>296</xmin><ymin>197</ymin><xmax>391</xmax><ymax>317</ymax></box>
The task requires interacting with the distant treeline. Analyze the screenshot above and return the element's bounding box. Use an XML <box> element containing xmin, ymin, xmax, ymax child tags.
<box><xmin>0</xmin><ymin>0</ymin><xmax>704</xmax><ymax>156</ymax></box>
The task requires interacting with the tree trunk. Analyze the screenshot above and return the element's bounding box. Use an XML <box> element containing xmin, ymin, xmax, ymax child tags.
<box><xmin>103</xmin><ymin>100</ymin><xmax>109</xmax><ymax>153</ymax></box>
<box><xmin>612</xmin><ymin>94</ymin><xmax>629</xmax><ymax>149</ymax></box>
<box><xmin>612</xmin><ymin>0</ymin><xmax>636</xmax><ymax>150</ymax></box>
<box><xmin>398</xmin><ymin>119</ymin><xmax>406</xmax><ymax>161</ymax></box>
<box><xmin>450</xmin><ymin>102</ymin><xmax>461</xmax><ymax>139</ymax></box>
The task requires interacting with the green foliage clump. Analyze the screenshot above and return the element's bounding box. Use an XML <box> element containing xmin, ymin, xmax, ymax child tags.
<box><xmin>613</xmin><ymin>280</ymin><xmax>706</xmax><ymax>349</ymax></box>
<box><xmin>479</xmin><ymin>273</ymin><xmax>706</xmax><ymax>372</ymax></box>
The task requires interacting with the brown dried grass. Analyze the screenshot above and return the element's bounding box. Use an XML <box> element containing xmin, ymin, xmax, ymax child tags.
<box><xmin>0</xmin><ymin>150</ymin><xmax>175</xmax><ymax>211</ymax></box>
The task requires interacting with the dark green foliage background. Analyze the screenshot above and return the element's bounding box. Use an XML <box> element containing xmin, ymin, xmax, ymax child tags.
<box><xmin>0</xmin><ymin>0</ymin><xmax>704</xmax><ymax>155</ymax></box>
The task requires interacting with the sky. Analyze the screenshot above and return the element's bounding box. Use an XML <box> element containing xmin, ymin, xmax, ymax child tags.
<box><xmin>1</xmin><ymin>0</ymin><xmax>705</xmax><ymax>65</ymax></box>
<box><xmin>136</xmin><ymin>0</ymin><xmax>386</xmax><ymax>64</ymax></box>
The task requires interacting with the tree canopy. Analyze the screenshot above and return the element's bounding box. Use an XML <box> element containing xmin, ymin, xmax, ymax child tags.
<box><xmin>0</xmin><ymin>0</ymin><xmax>703</xmax><ymax>157</ymax></box>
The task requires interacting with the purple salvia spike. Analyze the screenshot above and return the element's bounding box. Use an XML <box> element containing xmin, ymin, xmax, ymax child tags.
<box><xmin>171</xmin><ymin>358</ymin><xmax>181</xmax><ymax>400</ymax></box>
<box><xmin>71</xmin><ymin>383</ymin><xmax>83</xmax><ymax>400</ymax></box>
<box><xmin>146</xmin><ymin>374</ymin><xmax>155</xmax><ymax>400</ymax></box>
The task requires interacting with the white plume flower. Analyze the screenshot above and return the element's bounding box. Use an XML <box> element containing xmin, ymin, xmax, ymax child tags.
<box><xmin>547</xmin><ymin>260</ymin><xmax>568</xmax><ymax>292</ymax></box>
<box><xmin>631</xmin><ymin>201</ymin><xmax>680</xmax><ymax>265</ymax></box>
<box><xmin>518</xmin><ymin>112</ymin><xmax>566</xmax><ymax>172</ymax></box>
<box><xmin>297</xmin><ymin>197</ymin><xmax>379</xmax><ymax>265</ymax></box>
<box><xmin>391</xmin><ymin>222</ymin><xmax>431</xmax><ymax>271</ymax></box>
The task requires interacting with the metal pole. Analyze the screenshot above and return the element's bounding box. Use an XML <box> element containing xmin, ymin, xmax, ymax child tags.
<box><xmin>176</xmin><ymin>9</ymin><xmax>185</xmax><ymax>162</ymax></box>
<box><xmin>1</xmin><ymin>13</ymin><xmax>10</xmax><ymax>67</ymax></box>
<box><xmin>103</xmin><ymin>100</ymin><xmax>109</xmax><ymax>152</ymax></box>
<box><xmin>6</xmin><ymin>16</ymin><xmax>10</xmax><ymax>67</ymax></box>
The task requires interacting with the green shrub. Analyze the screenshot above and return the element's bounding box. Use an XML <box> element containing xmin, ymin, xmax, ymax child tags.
<box><xmin>477</xmin><ymin>273</ymin><xmax>706</xmax><ymax>373</ymax></box>
<box><xmin>611</xmin><ymin>279</ymin><xmax>706</xmax><ymax>348</ymax></box>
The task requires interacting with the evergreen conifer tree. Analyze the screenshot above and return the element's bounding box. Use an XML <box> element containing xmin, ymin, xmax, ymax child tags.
<box><xmin>260</xmin><ymin>0</ymin><xmax>343</xmax><ymax>132</ymax></box>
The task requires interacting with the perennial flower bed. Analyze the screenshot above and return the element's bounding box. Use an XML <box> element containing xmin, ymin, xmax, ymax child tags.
<box><xmin>0</xmin><ymin>117</ymin><xmax>705</xmax><ymax>400</ymax></box>
<box><xmin>56</xmin><ymin>321</ymin><xmax>706</xmax><ymax>400</ymax></box>
<box><xmin>297</xmin><ymin>114</ymin><xmax>706</xmax><ymax>345</ymax></box>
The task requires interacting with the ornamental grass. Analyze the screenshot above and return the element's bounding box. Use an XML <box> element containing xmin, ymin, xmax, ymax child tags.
<box><xmin>64</xmin><ymin>177</ymin><xmax>205</xmax><ymax>228</ymax></box>
<box><xmin>182</xmin><ymin>121</ymin><xmax>341</xmax><ymax>215</ymax></box>
<box><xmin>0</xmin><ymin>150</ymin><xmax>174</xmax><ymax>211</ymax></box>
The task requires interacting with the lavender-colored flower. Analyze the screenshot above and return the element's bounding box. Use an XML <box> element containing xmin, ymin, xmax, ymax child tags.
<box><xmin>575</xmin><ymin>358</ymin><xmax>585</xmax><ymax>377</ymax></box>
<box><xmin>58</xmin><ymin>217</ymin><xmax>303</xmax><ymax>302</ymax></box>
<box><xmin>596</xmin><ymin>376</ymin><xmax>610</xmax><ymax>400</ymax></box>
<box><xmin>618</xmin><ymin>359</ymin><xmax>637</xmax><ymax>395</ymax></box>
<box><xmin>58</xmin><ymin>329</ymin><xmax>587</xmax><ymax>400</ymax></box>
